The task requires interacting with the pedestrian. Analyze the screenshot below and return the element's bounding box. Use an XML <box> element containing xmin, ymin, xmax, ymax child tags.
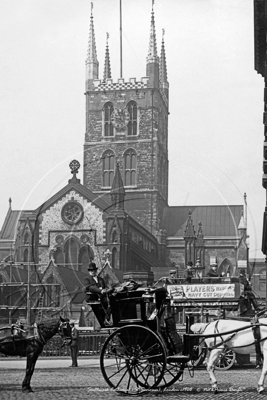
<box><xmin>206</xmin><ymin>263</ymin><xmax>225</xmax><ymax>281</ymax></box>
<box><xmin>184</xmin><ymin>261</ymin><xmax>194</xmax><ymax>283</ymax></box>
<box><xmin>83</xmin><ymin>262</ymin><xmax>112</xmax><ymax>327</ymax></box>
<box><xmin>69</xmin><ymin>322</ymin><xmax>79</xmax><ymax>368</ymax></box>
<box><xmin>239</xmin><ymin>269</ymin><xmax>259</xmax><ymax>311</ymax></box>
<box><xmin>164</xmin><ymin>269</ymin><xmax>178</xmax><ymax>285</ymax></box>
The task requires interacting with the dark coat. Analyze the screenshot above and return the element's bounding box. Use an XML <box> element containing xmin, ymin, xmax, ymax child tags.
<box><xmin>206</xmin><ymin>269</ymin><xmax>219</xmax><ymax>278</ymax></box>
<box><xmin>239</xmin><ymin>276</ymin><xmax>251</xmax><ymax>291</ymax></box>
<box><xmin>184</xmin><ymin>268</ymin><xmax>193</xmax><ymax>283</ymax></box>
<box><xmin>84</xmin><ymin>275</ymin><xmax>106</xmax><ymax>302</ymax></box>
<box><xmin>70</xmin><ymin>327</ymin><xmax>79</xmax><ymax>348</ymax></box>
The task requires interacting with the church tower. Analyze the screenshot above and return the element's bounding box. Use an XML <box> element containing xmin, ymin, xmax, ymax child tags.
<box><xmin>83</xmin><ymin>4</ymin><xmax>169</xmax><ymax>235</ymax></box>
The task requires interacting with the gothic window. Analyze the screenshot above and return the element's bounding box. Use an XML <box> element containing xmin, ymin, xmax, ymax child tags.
<box><xmin>102</xmin><ymin>150</ymin><xmax>115</xmax><ymax>187</ymax></box>
<box><xmin>23</xmin><ymin>249</ymin><xmax>28</xmax><ymax>262</ymax></box>
<box><xmin>112</xmin><ymin>248</ymin><xmax>118</xmax><ymax>269</ymax></box>
<box><xmin>54</xmin><ymin>247</ymin><xmax>64</xmax><ymax>266</ymax></box>
<box><xmin>65</xmin><ymin>238</ymin><xmax>79</xmax><ymax>269</ymax></box>
<box><xmin>78</xmin><ymin>246</ymin><xmax>92</xmax><ymax>273</ymax></box>
<box><xmin>112</xmin><ymin>230</ymin><xmax>118</xmax><ymax>243</ymax></box>
<box><xmin>104</xmin><ymin>102</ymin><xmax>114</xmax><ymax>137</ymax></box>
<box><xmin>45</xmin><ymin>276</ymin><xmax>60</xmax><ymax>307</ymax></box>
<box><xmin>24</xmin><ymin>232</ymin><xmax>29</xmax><ymax>245</ymax></box>
<box><xmin>127</xmin><ymin>101</ymin><xmax>137</xmax><ymax>136</ymax></box>
<box><xmin>61</xmin><ymin>202</ymin><xmax>84</xmax><ymax>225</ymax></box>
<box><xmin>124</xmin><ymin>149</ymin><xmax>137</xmax><ymax>186</ymax></box>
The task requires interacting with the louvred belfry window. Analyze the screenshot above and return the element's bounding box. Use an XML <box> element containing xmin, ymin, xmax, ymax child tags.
<box><xmin>104</xmin><ymin>102</ymin><xmax>114</xmax><ymax>137</ymax></box>
<box><xmin>127</xmin><ymin>101</ymin><xmax>137</xmax><ymax>136</ymax></box>
<box><xmin>124</xmin><ymin>149</ymin><xmax>136</xmax><ymax>186</ymax></box>
<box><xmin>102</xmin><ymin>150</ymin><xmax>115</xmax><ymax>187</ymax></box>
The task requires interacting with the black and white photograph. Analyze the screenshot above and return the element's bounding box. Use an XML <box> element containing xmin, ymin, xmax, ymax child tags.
<box><xmin>0</xmin><ymin>0</ymin><xmax>267</xmax><ymax>398</ymax></box>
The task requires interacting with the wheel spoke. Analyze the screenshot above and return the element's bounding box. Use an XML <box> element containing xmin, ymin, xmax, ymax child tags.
<box><xmin>100</xmin><ymin>325</ymin><xmax>166</xmax><ymax>394</ymax></box>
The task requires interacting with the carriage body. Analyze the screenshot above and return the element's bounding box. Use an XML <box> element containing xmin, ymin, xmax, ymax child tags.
<box><xmin>87</xmin><ymin>279</ymin><xmax>256</xmax><ymax>394</ymax></box>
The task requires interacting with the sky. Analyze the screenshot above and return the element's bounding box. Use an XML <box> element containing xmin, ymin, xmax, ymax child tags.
<box><xmin>0</xmin><ymin>0</ymin><xmax>265</xmax><ymax>259</ymax></box>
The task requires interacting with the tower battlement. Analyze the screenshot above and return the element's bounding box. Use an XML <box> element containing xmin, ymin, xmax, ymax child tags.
<box><xmin>92</xmin><ymin>77</ymin><xmax>149</xmax><ymax>91</ymax></box>
<box><xmin>89</xmin><ymin>76</ymin><xmax>168</xmax><ymax>107</ymax></box>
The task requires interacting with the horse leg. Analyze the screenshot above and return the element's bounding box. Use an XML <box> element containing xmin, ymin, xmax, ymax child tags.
<box><xmin>206</xmin><ymin>347</ymin><xmax>224</xmax><ymax>394</ymax></box>
<box><xmin>22</xmin><ymin>351</ymin><xmax>40</xmax><ymax>392</ymax></box>
<box><xmin>257</xmin><ymin>346</ymin><xmax>267</xmax><ymax>393</ymax></box>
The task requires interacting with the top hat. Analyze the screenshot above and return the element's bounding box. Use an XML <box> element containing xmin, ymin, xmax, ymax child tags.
<box><xmin>169</xmin><ymin>269</ymin><xmax>177</xmax><ymax>275</ymax></box>
<box><xmin>210</xmin><ymin>263</ymin><xmax>218</xmax><ymax>268</ymax></box>
<box><xmin>187</xmin><ymin>261</ymin><xmax>193</xmax><ymax>267</ymax></box>
<box><xmin>88</xmin><ymin>262</ymin><xmax>97</xmax><ymax>271</ymax></box>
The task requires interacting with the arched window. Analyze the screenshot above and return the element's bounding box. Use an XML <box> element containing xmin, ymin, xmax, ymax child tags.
<box><xmin>24</xmin><ymin>232</ymin><xmax>29</xmax><ymax>245</ymax></box>
<box><xmin>102</xmin><ymin>150</ymin><xmax>115</xmax><ymax>187</ymax></box>
<box><xmin>112</xmin><ymin>248</ymin><xmax>118</xmax><ymax>269</ymax></box>
<box><xmin>104</xmin><ymin>102</ymin><xmax>114</xmax><ymax>137</ymax></box>
<box><xmin>124</xmin><ymin>149</ymin><xmax>137</xmax><ymax>186</ymax></box>
<box><xmin>112</xmin><ymin>230</ymin><xmax>118</xmax><ymax>243</ymax></box>
<box><xmin>78</xmin><ymin>246</ymin><xmax>91</xmax><ymax>273</ymax></box>
<box><xmin>23</xmin><ymin>249</ymin><xmax>28</xmax><ymax>263</ymax></box>
<box><xmin>45</xmin><ymin>276</ymin><xmax>60</xmax><ymax>307</ymax></box>
<box><xmin>127</xmin><ymin>101</ymin><xmax>137</xmax><ymax>136</ymax></box>
<box><xmin>65</xmin><ymin>238</ymin><xmax>79</xmax><ymax>270</ymax></box>
<box><xmin>54</xmin><ymin>247</ymin><xmax>64</xmax><ymax>266</ymax></box>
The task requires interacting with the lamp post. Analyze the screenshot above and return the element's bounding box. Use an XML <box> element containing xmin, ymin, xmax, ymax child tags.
<box><xmin>26</xmin><ymin>235</ymin><xmax>31</xmax><ymax>326</ymax></box>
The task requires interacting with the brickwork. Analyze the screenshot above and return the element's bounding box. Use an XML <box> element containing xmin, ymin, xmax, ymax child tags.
<box><xmin>34</xmin><ymin>191</ymin><xmax>106</xmax><ymax>268</ymax></box>
<box><xmin>84</xmin><ymin>80</ymin><xmax>169</xmax><ymax>235</ymax></box>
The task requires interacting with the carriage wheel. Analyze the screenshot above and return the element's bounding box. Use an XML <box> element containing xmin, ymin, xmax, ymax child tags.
<box><xmin>157</xmin><ymin>361</ymin><xmax>185</xmax><ymax>389</ymax></box>
<box><xmin>100</xmin><ymin>325</ymin><xmax>166</xmax><ymax>395</ymax></box>
<box><xmin>214</xmin><ymin>349</ymin><xmax>236</xmax><ymax>370</ymax></box>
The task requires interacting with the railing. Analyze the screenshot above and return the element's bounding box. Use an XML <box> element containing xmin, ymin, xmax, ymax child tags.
<box><xmin>41</xmin><ymin>332</ymin><xmax>109</xmax><ymax>357</ymax></box>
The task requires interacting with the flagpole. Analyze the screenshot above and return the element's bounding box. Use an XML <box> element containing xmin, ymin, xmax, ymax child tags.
<box><xmin>26</xmin><ymin>240</ymin><xmax>31</xmax><ymax>326</ymax></box>
<box><xmin>120</xmin><ymin>0</ymin><xmax>122</xmax><ymax>78</ymax></box>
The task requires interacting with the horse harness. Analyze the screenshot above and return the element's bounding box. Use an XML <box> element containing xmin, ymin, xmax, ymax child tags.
<box><xmin>6</xmin><ymin>320</ymin><xmax>69</xmax><ymax>349</ymax></box>
<box><xmin>208</xmin><ymin>319</ymin><xmax>264</xmax><ymax>361</ymax></box>
<box><xmin>251</xmin><ymin>317</ymin><xmax>263</xmax><ymax>363</ymax></box>
<box><xmin>212</xmin><ymin>320</ymin><xmax>236</xmax><ymax>349</ymax></box>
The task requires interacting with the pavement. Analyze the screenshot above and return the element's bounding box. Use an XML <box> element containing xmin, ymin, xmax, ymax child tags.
<box><xmin>0</xmin><ymin>357</ymin><xmax>101</xmax><ymax>369</ymax></box>
<box><xmin>0</xmin><ymin>357</ymin><xmax>266</xmax><ymax>400</ymax></box>
<box><xmin>0</xmin><ymin>355</ymin><xmax>258</xmax><ymax>369</ymax></box>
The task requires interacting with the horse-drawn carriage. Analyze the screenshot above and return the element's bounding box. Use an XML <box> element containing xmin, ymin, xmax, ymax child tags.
<box><xmin>88</xmin><ymin>277</ymin><xmax>267</xmax><ymax>394</ymax></box>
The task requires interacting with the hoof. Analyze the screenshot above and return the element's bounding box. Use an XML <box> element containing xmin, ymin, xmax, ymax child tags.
<box><xmin>257</xmin><ymin>386</ymin><xmax>264</xmax><ymax>394</ymax></box>
<box><xmin>211</xmin><ymin>386</ymin><xmax>218</xmax><ymax>394</ymax></box>
<box><xmin>22</xmin><ymin>387</ymin><xmax>34</xmax><ymax>393</ymax></box>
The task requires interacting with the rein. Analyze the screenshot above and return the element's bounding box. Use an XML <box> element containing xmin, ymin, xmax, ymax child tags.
<box><xmin>189</xmin><ymin>322</ymin><xmax>267</xmax><ymax>339</ymax></box>
<box><xmin>206</xmin><ymin>334</ymin><xmax>267</xmax><ymax>351</ymax></box>
<box><xmin>192</xmin><ymin>321</ymin><xmax>267</xmax><ymax>352</ymax></box>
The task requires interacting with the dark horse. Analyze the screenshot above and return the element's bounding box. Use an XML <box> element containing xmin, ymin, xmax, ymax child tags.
<box><xmin>0</xmin><ymin>317</ymin><xmax>71</xmax><ymax>392</ymax></box>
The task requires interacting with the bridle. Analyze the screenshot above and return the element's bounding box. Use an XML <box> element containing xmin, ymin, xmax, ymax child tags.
<box><xmin>58</xmin><ymin>320</ymin><xmax>72</xmax><ymax>347</ymax></box>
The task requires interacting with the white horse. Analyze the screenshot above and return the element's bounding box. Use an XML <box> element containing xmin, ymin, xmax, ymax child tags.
<box><xmin>190</xmin><ymin>318</ymin><xmax>267</xmax><ymax>393</ymax></box>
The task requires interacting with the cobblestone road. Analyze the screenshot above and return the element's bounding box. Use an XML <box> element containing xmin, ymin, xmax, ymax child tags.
<box><xmin>0</xmin><ymin>363</ymin><xmax>267</xmax><ymax>399</ymax></box>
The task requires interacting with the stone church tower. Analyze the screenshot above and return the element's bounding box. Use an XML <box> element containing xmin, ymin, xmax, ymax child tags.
<box><xmin>83</xmin><ymin>5</ymin><xmax>169</xmax><ymax>236</ymax></box>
